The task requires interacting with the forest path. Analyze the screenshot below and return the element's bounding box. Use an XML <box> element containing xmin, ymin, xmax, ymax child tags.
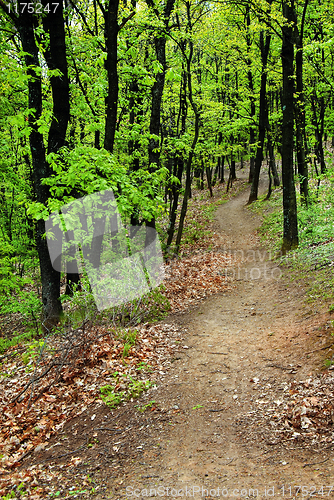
<box><xmin>105</xmin><ymin>174</ymin><xmax>334</xmax><ymax>499</ymax></box>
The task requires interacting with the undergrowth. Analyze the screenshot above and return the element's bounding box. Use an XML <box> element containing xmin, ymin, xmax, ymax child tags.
<box><xmin>249</xmin><ymin>166</ymin><xmax>334</xmax><ymax>308</ymax></box>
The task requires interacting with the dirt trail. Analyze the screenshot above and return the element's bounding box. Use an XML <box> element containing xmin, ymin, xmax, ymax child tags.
<box><xmin>103</xmin><ymin>176</ymin><xmax>334</xmax><ymax>499</ymax></box>
<box><xmin>22</xmin><ymin>176</ymin><xmax>333</xmax><ymax>499</ymax></box>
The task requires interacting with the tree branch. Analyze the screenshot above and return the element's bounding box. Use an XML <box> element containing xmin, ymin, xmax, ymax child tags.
<box><xmin>118</xmin><ymin>11</ymin><xmax>136</xmax><ymax>32</ymax></box>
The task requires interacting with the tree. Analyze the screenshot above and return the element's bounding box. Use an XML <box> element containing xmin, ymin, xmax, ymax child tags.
<box><xmin>281</xmin><ymin>0</ymin><xmax>299</xmax><ymax>253</ymax></box>
<box><xmin>248</xmin><ymin>29</ymin><xmax>271</xmax><ymax>204</ymax></box>
<box><xmin>0</xmin><ymin>1</ymin><xmax>71</xmax><ymax>328</ymax></box>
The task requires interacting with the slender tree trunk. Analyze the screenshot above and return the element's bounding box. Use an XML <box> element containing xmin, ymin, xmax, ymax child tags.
<box><xmin>248</xmin><ymin>31</ymin><xmax>271</xmax><ymax>204</ymax></box>
<box><xmin>220</xmin><ymin>155</ymin><xmax>225</xmax><ymax>183</ymax></box>
<box><xmin>206</xmin><ymin>167</ymin><xmax>213</xmax><ymax>197</ymax></box>
<box><xmin>148</xmin><ymin>36</ymin><xmax>167</xmax><ymax>169</ymax></box>
<box><xmin>246</xmin><ymin>6</ymin><xmax>256</xmax><ymax>183</ymax></box>
<box><xmin>166</xmin><ymin>64</ymin><xmax>187</xmax><ymax>248</ymax></box>
<box><xmin>230</xmin><ymin>157</ymin><xmax>236</xmax><ymax>180</ymax></box>
<box><xmin>267</xmin><ymin>131</ymin><xmax>280</xmax><ymax>186</ymax></box>
<box><xmin>104</xmin><ymin>0</ymin><xmax>119</xmax><ymax>153</ymax></box>
<box><xmin>310</xmin><ymin>93</ymin><xmax>326</xmax><ymax>175</ymax></box>
<box><xmin>175</xmin><ymin>6</ymin><xmax>200</xmax><ymax>252</ymax></box>
<box><xmin>166</xmin><ymin>158</ymin><xmax>183</xmax><ymax>248</ymax></box>
<box><xmin>281</xmin><ymin>0</ymin><xmax>299</xmax><ymax>253</ymax></box>
<box><xmin>144</xmin><ymin>0</ymin><xmax>175</xmax><ymax>243</ymax></box>
<box><xmin>43</xmin><ymin>1</ymin><xmax>73</xmax><ymax>301</ymax></box>
<box><xmin>295</xmin><ymin>0</ymin><xmax>309</xmax><ymax>204</ymax></box>
<box><xmin>147</xmin><ymin>0</ymin><xmax>175</xmax><ymax>169</ymax></box>
<box><xmin>266</xmin><ymin>157</ymin><xmax>273</xmax><ymax>200</ymax></box>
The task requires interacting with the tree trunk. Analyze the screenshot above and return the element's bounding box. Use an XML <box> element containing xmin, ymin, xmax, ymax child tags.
<box><xmin>147</xmin><ymin>0</ymin><xmax>175</xmax><ymax>169</ymax></box>
<box><xmin>295</xmin><ymin>0</ymin><xmax>309</xmax><ymax>204</ymax></box>
<box><xmin>43</xmin><ymin>1</ymin><xmax>73</xmax><ymax>304</ymax></box>
<box><xmin>281</xmin><ymin>0</ymin><xmax>299</xmax><ymax>253</ymax></box>
<box><xmin>175</xmin><ymin>6</ymin><xmax>200</xmax><ymax>253</ymax></box>
<box><xmin>246</xmin><ymin>5</ymin><xmax>256</xmax><ymax>183</ymax></box>
<box><xmin>248</xmin><ymin>31</ymin><xmax>271</xmax><ymax>204</ymax></box>
<box><xmin>166</xmin><ymin>158</ymin><xmax>183</xmax><ymax>248</ymax></box>
<box><xmin>206</xmin><ymin>167</ymin><xmax>213</xmax><ymax>197</ymax></box>
<box><xmin>166</xmin><ymin>62</ymin><xmax>187</xmax><ymax>249</ymax></box>
<box><xmin>104</xmin><ymin>0</ymin><xmax>119</xmax><ymax>153</ymax></box>
<box><xmin>18</xmin><ymin>6</ymin><xmax>69</xmax><ymax>328</ymax></box>
<box><xmin>267</xmin><ymin>131</ymin><xmax>280</xmax><ymax>186</ymax></box>
<box><xmin>220</xmin><ymin>155</ymin><xmax>225</xmax><ymax>183</ymax></box>
<box><xmin>230</xmin><ymin>157</ymin><xmax>236</xmax><ymax>180</ymax></box>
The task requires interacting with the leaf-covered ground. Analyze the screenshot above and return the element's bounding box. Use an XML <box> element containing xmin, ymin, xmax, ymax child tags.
<box><xmin>0</xmin><ymin>180</ymin><xmax>244</xmax><ymax>498</ymax></box>
<box><xmin>1</xmin><ymin>176</ymin><xmax>334</xmax><ymax>499</ymax></box>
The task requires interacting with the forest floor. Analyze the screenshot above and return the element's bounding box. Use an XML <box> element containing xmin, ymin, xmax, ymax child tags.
<box><xmin>1</xmin><ymin>171</ymin><xmax>334</xmax><ymax>499</ymax></box>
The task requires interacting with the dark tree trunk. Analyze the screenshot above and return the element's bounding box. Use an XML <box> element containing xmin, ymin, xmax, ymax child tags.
<box><xmin>166</xmin><ymin>59</ymin><xmax>187</xmax><ymax>249</ymax></box>
<box><xmin>104</xmin><ymin>0</ymin><xmax>120</xmax><ymax>153</ymax></box>
<box><xmin>144</xmin><ymin>0</ymin><xmax>175</xmax><ymax>243</ymax></box>
<box><xmin>200</xmin><ymin>165</ymin><xmax>204</xmax><ymax>189</ymax></box>
<box><xmin>220</xmin><ymin>155</ymin><xmax>225</xmax><ymax>183</ymax></box>
<box><xmin>148</xmin><ymin>35</ymin><xmax>166</xmax><ymax>169</ymax></box>
<box><xmin>311</xmin><ymin>93</ymin><xmax>326</xmax><ymax>175</ymax></box>
<box><xmin>266</xmin><ymin>157</ymin><xmax>273</xmax><ymax>200</ymax></box>
<box><xmin>295</xmin><ymin>0</ymin><xmax>309</xmax><ymax>204</ymax></box>
<box><xmin>230</xmin><ymin>157</ymin><xmax>236</xmax><ymax>180</ymax></box>
<box><xmin>147</xmin><ymin>0</ymin><xmax>175</xmax><ymax>169</ymax></box>
<box><xmin>267</xmin><ymin>131</ymin><xmax>280</xmax><ymax>186</ymax></box>
<box><xmin>166</xmin><ymin>158</ymin><xmax>183</xmax><ymax>248</ymax></box>
<box><xmin>42</xmin><ymin>2</ymin><xmax>70</xmax><ymax>154</ymax></box>
<box><xmin>248</xmin><ymin>31</ymin><xmax>271</xmax><ymax>204</ymax></box>
<box><xmin>281</xmin><ymin>0</ymin><xmax>299</xmax><ymax>253</ymax></box>
<box><xmin>246</xmin><ymin>6</ymin><xmax>256</xmax><ymax>183</ymax></box>
<box><xmin>43</xmin><ymin>1</ymin><xmax>73</xmax><ymax>303</ymax></box>
<box><xmin>206</xmin><ymin>167</ymin><xmax>213</xmax><ymax>197</ymax></box>
<box><xmin>18</xmin><ymin>4</ymin><xmax>70</xmax><ymax>328</ymax></box>
<box><xmin>175</xmin><ymin>6</ymin><xmax>200</xmax><ymax>253</ymax></box>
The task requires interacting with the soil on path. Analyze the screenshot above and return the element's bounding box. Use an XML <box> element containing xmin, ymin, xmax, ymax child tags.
<box><xmin>24</xmin><ymin>175</ymin><xmax>334</xmax><ymax>499</ymax></box>
<box><xmin>103</xmin><ymin>177</ymin><xmax>334</xmax><ymax>499</ymax></box>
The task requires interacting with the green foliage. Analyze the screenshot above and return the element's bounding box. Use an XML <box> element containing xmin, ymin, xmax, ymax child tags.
<box><xmin>139</xmin><ymin>286</ymin><xmax>171</xmax><ymax>322</ymax></box>
<box><xmin>127</xmin><ymin>376</ymin><xmax>153</xmax><ymax>398</ymax></box>
<box><xmin>250</xmin><ymin>167</ymin><xmax>334</xmax><ymax>304</ymax></box>
<box><xmin>27</xmin><ymin>146</ymin><xmax>169</xmax><ymax>225</ymax></box>
<box><xmin>0</xmin><ymin>289</ymin><xmax>41</xmax><ymax>334</ymax></box>
<box><xmin>0</xmin><ymin>331</ymin><xmax>38</xmax><ymax>355</ymax></box>
<box><xmin>1</xmin><ymin>491</ymin><xmax>15</xmax><ymax>499</ymax></box>
<box><xmin>21</xmin><ymin>339</ymin><xmax>47</xmax><ymax>366</ymax></box>
<box><xmin>100</xmin><ymin>385</ymin><xmax>125</xmax><ymax>408</ymax></box>
<box><xmin>99</xmin><ymin>374</ymin><xmax>154</xmax><ymax>408</ymax></box>
<box><xmin>61</xmin><ymin>282</ymin><xmax>97</xmax><ymax>329</ymax></box>
<box><xmin>136</xmin><ymin>361</ymin><xmax>152</xmax><ymax>372</ymax></box>
<box><xmin>135</xmin><ymin>400</ymin><xmax>156</xmax><ymax>412</ymax></box>
<box><xmin>2</xmin><ymin>0</ymin><xmax>334</xmax><ymax>342</ymax></box>
<box><xmin>115</xmin><ymin>328</ymin><xmax>138</xmax><ymax>358</ymax></box>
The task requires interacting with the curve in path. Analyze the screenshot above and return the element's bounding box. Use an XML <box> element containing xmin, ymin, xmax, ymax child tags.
<box><xmin>105</xmin><ymin>178</ymin><xmax>334</xmax><ymax>499</ymax></box>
